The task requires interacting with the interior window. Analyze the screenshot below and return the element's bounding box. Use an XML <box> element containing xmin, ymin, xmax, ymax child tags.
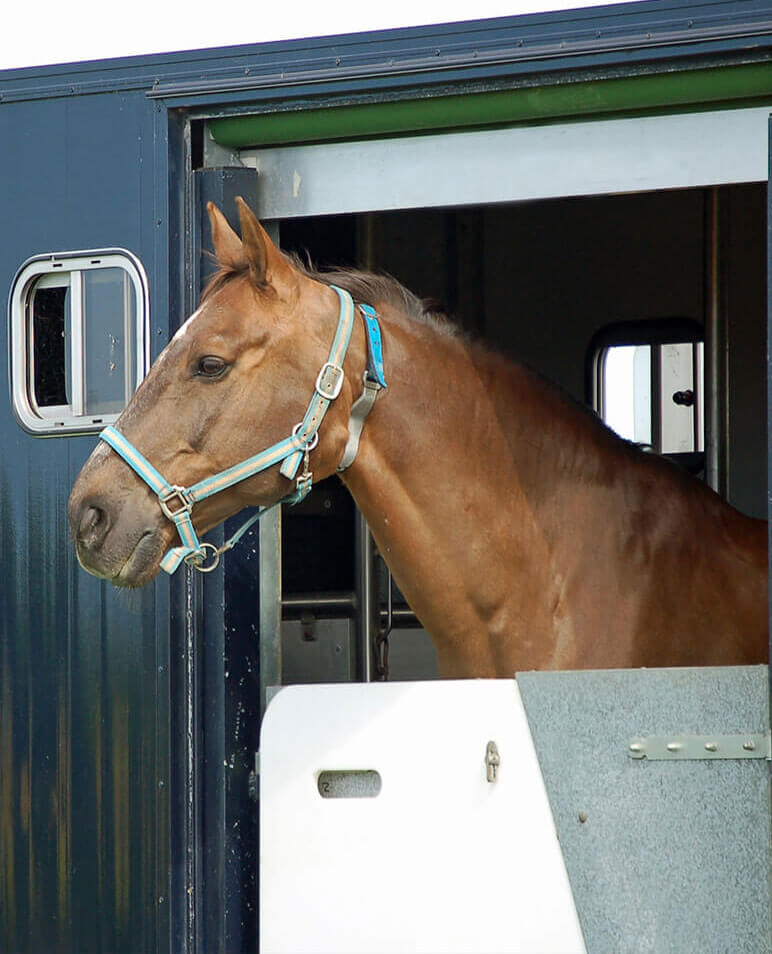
<box><xmin>31</xmin><ymin>280</ymin><xmax>71</xmax><ymax>410</ymax></box>
<box><xmin>10</xmin><ymin>250</ymin><xmax>149</xmax><ymax>434</ymax></box>
<box><xmin>590</xmin><ymin>320</ymin><xmax>704</xmax><ymax>470</ymax></box>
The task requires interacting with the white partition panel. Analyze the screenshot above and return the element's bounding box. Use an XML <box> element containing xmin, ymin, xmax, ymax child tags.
<box><xmin>260</xmin><ymin>680</ymin><xmax>586</xmax><ymax>954</ymax></box>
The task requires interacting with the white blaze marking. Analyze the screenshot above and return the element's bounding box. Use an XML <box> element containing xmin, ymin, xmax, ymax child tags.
<box><xmin>88</xmin><ymin>441</ymin><xmax>112</xmax><ymax>465</ymax></box>
<box><xmin>172</xmin><ymin>305</ymin><xmax>204</xmax><ymax>343</ymax></box>
<box><xmin>150</xmin><ymin>305</ymin><xmax>205</xmax><ymax>371</ymax></box>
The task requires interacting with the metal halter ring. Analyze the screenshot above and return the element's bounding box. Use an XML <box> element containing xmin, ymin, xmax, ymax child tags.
<box><xmin>185</xmin><ymin>542</ymin><xmax>221</xmax><ymax>573</ymax></box>
<box><xmin>292</xmin><ymin>423</ymin><xmax>319</xmax><ymax>451</ymax></box>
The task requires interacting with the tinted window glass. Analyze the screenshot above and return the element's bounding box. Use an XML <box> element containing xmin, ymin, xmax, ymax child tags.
<box><xmin>84</xmin><ymin>268</ymin><xmax>136</xmax><ymax>415</ymax></box>
<box><xmin>31</xmin><ymin>283</ymin><xmax>70</xmax><ymax>408</ymax></box>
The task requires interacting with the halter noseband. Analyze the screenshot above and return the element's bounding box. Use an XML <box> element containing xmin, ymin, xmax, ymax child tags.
<box><xmin>99</xmin><ymin>285</ymin><xmax>386</xmax><ymax>574</ymax></box>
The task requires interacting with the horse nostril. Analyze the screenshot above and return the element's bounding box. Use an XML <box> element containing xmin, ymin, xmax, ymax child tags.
<box><xmin>78</xmin><ymin>503</ymin><xmax>110</xmax><ymax>549</ymax></box>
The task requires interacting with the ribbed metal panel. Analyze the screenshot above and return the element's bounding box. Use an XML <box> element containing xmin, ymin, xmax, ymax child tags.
<box><xmin>0</xmin><ymin>89</ymin><xmax>170</xmax><ymax>954</ymax></box>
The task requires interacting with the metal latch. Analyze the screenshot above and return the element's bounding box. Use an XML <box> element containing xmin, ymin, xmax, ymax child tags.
<box><xmin>485</xmin><ymin>740</ymin><xmax>500</xmax><ymax>782</ymax></box>
<box><xmin>628</xmin><ymin>732</ymin><xmax>771</xmax><ymax>761</ymax></box>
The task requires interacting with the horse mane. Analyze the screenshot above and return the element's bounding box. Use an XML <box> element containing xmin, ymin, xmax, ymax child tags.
<box><xmin>298</xmin><ymin>259</ymin><xmax>649</xmax><ymax>472</ymax></box>
<box><xmin>201</xmin><ymin>252</ymin><xmax>461</xmax><ymax>338</ymax></box>
<box><xmin>289</xmin><ymin>254</ymin><xmax>463</xmax><ymax>339</ymax></box>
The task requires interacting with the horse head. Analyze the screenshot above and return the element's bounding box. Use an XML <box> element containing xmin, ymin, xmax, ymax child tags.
<box><xmin>68</xmin><ymin>198</ymin><xmax>357</xmax><ymax>587</ymax></box>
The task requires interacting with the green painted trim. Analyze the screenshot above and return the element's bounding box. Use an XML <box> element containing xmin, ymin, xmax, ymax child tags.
<box><xmin>209</xmin><ymin>61</ymin><xmax>772</xmax><ymax>149</ymax></box>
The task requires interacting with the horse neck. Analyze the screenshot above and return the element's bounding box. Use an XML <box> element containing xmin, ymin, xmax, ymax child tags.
<box><xmin>339</xmin><ymin>305</ymin><xmax>589</xmax><ymax>674</ymax></box>
<box><xmin>342</xmin><ymin>305</ymin><xmax>601</xmax><ymax>539</ymax></box>
<box><xmin>338</xmin><ymin>301</ymin><xmax>768</xmax><ymax>676</ymax></box>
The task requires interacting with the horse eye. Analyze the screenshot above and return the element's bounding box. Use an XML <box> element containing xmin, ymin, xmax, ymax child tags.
<box><xmin>196</xmin><ymin>355</ymin><xmax>228</xmax><ymax>378</ymax></box>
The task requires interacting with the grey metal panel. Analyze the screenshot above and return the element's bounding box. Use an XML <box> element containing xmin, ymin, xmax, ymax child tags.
<box><xmin>517</xmin><ymin>666</ymin><xmax>772</xmax><ymax>954</ymax></box>
<box><xmin>282</xmin><ymin>619</ymin><xmax>354</xmax><ymax>684</ymax></box>
<box><xmin>385</xmin><ymin>627</ymin><xmax>440</xmax><ymax>681</ymax></box>
<box><xmin>241</xmin><ymin>107</ymin><xmax>769</xmax><ymax>220</ymax></box>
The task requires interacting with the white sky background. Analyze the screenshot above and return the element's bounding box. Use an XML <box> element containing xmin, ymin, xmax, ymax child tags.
<box><xmin>2</xmin><ymin>0</ymin><xmax>643</xmax><ymax>71</ymax></box>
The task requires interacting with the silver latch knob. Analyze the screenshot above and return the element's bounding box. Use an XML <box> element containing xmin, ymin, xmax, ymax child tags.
<box><xmin>485</xmin><ymin>741</ymin><xmax>500</xmax><ymax>783</ymax></box>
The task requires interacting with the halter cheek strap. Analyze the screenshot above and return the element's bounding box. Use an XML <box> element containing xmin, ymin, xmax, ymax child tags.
<box><xmin>99</xmin><ymin>286</ymin><xmax>386</xmax><ymax>575</ymax></box>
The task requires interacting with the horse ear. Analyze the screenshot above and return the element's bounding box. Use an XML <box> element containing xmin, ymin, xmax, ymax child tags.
<box><xmin>235</xmin><ymin>197</ymin><xmax>269</xmax><ymax>287</ymax></box>
<box><xmin>207</xmin><ymin>202</ymin><xmax>248</xmax><ymax>271</ymax></box>
<box><xmin>235</xmin><ymin>196</ymin><xmax>297</xmax><ymax>291</ymax></box>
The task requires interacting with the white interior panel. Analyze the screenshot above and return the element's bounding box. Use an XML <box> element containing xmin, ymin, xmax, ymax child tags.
<box><xmin>241</xmin><ymin>106</ymin><xmax>769</xmax><ymax>219</ymax></box>
<box><xmin>260</xmin><ymin>679</ymin><xmax>586</xmax><ymax>954</ymax></box>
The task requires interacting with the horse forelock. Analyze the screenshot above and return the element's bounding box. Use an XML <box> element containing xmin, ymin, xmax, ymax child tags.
<box><xmin>200</xmin><ymin>260</ymin><xmax>251</xmax><ymax>304</ymax></box>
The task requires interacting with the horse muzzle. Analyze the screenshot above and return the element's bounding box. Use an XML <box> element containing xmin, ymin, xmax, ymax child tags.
<box><xmin>68</xmin><ymin>481</ymin><xmax>170</xmax><ymax>587</ymax></box>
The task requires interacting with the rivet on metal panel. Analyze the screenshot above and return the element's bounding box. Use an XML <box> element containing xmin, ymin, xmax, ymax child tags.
<box><xmin>485</xmin><ymin>740</ymin><xmax>500</xmax><ymax>783</ymax></box>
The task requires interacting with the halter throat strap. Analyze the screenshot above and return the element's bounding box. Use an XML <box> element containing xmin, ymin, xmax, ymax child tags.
<box><xmin>338</xmin><ymin>304</ymin><xmax>386</xmax><ymax>471</ymax></box>
<box><xmin>99</xmin><ymin>286</ymin><xmax>385</xmax><ymax>574</ymax></box>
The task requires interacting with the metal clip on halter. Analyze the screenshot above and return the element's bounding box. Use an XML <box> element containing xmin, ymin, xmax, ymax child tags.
<box><xmin>291</xmin><ymin>425</ymin><xmax>318</xmax><ymax>499</ymax></box>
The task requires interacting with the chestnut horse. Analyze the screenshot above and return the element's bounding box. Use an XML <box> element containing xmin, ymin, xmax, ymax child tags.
<box><xmin>69</xmin><ymin>199</ymin><xmax>768</xmax><ymax>678</ymax></box>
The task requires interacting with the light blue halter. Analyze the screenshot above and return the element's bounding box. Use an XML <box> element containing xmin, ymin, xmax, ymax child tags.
<box><xmin>99</xmin><ymin>285</ymin><xmax>386</xmax><ymax>574</ymax></box>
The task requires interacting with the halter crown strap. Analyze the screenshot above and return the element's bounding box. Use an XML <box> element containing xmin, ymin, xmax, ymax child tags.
<box><xmin>99</xmin><ymin>285</ymin><xmax>384</xmax><ymax>574</ymax></box>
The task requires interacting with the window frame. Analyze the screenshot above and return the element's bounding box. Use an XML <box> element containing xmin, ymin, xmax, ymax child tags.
<box><xmin>587</xmin><ymin>317</ymin><xmax>705</xmax><ymax>473</ymax></box>
<box><xmin>9</xmin><ymin>249</ymin><xmax>150</xmax><ymax>436</ymax></box>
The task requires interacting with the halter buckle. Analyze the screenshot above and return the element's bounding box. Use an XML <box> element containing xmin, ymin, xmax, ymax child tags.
<box><xmin>159</xmin><ymin>485</ymin><xmax>193</xmax><ymax>520</ymax></box>
<box><xmin>315</xmin><ymin>362</ymin><xmax>344</xmax><ymax>401</ymax></box>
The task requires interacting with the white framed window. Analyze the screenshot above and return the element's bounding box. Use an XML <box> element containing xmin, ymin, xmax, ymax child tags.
<box><xmin>10</xmin><ymin>249</ymin><xmax>149</xmax><ymax>435</ymax></box>
<box><xmin>589</xmin><ymin>318</ymin><xmax>704</xmax><ymax>472</ymax></box>
<box><xmin>599</xmin><ymin>342</ymin><xmax>704</xmax><ymax>454</ymax></box>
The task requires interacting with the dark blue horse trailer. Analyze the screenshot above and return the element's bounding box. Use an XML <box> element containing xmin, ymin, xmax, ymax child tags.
<box><xmin>2</xmin><ymin>1</ymin><xmax>772</xmax><ymax>951</ymax></box>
